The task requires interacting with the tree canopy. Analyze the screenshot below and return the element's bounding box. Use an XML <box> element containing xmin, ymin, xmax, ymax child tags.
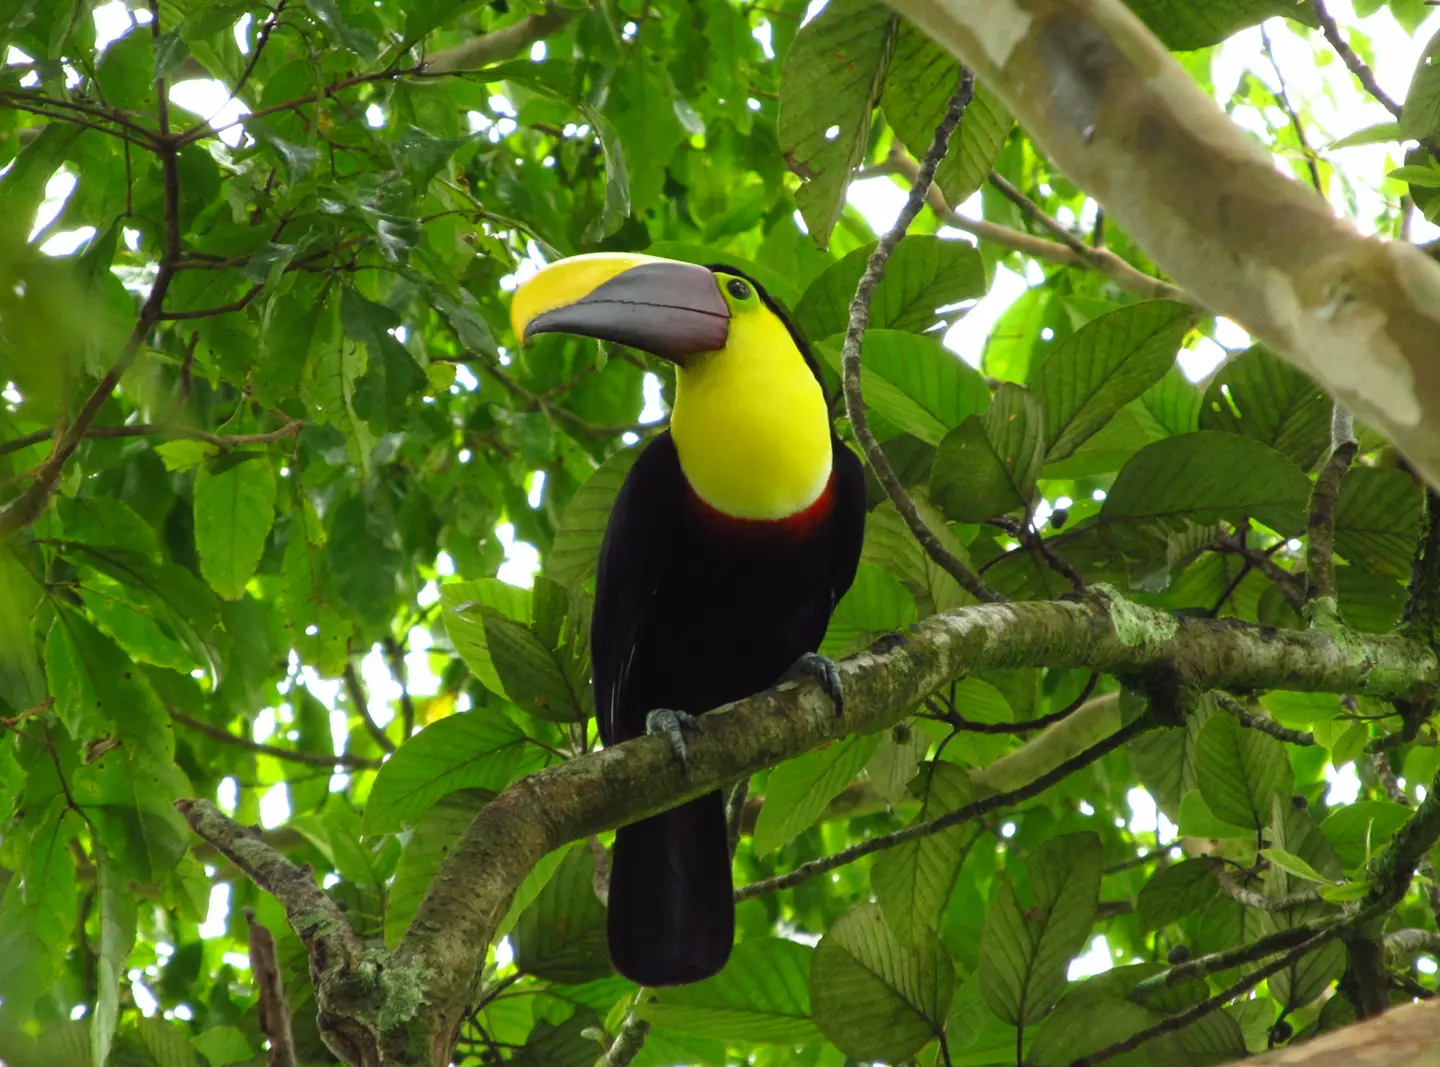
<box><xmin>3</xmin><ymin>1</ymin><xmax>1440</xmax><ymax>1066</ymax></box>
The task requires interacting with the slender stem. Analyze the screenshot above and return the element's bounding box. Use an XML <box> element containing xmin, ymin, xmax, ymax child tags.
<box><xmin>736</xmin><ymin>718</ymin><xmax>1145</xmax><ymax>901</ymax></box>
<box><xmin>1208</xmin><ymin>858</ymin><xmax>1321</xmax><ymax>912</ymax></box>
<box><xmin>1305</xmin><ymin>404</ymin><xmax>1357</xmax><ymax>606</ymax></box>
<box><xmin>1213</xmin><ymin>692</ymin><xmax>1316</xmax><ymax>746</ymax></box>
<box><xmin>928</xmin><ymin>672</ymin><xmax>1098</xmax><ymax>734</ymax></box>
<box><xmin>1310</xmin><ymin>0</ymin><xmax>1403</xmax><ymax>118</ymax></box>
<box><xmin>1260</xmin><ymin>25</ymin><xmax>1323</xmax><ymax>192</ymax></box>
<box><xmin>342</xmin><ymin>662</ymin><xmax>396</xmax><ymax>754</ymax></box>
<box><xmin>840</xmin><ymin>72</ymin><xmax>1001</xmax><ymax>604</ymax></box>
<box><xmin>0</xmin><ymin>419</ymin><xmax>302</xmax><ymax>458</ymax></box>
<box><xmin>170</xmin><ymin>709</ymin><xmax>381</xmax><ymax>769</ymax></box>
<box><xmin>988</xmin><ymin>170</ymin><xmax>1103</xmax><ymax>264</ymax></box>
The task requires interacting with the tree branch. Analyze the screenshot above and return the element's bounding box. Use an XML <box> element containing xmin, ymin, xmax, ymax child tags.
<box><xmin>880</xmin><ymin>150</ymin><xmax>1192</xmax><ymax>304</ymax></box>
<box><xmin>1207</xmin><ymin>857</ymin><xmax>1321</xmax><ymax>912</ymax></box>
<box><xmin>246</xmin><ymin>908</ymin><xmax>300</xmax><ymax>1067</ymax></box>
<box><xmin>1305</xmin><ymin>404</ymin><xmax>1358</xmax><ymax>607</ymax></box>
<box><xmin>1260</xmin><ymin>24</ymin><xmax>1323</xmax><ymax>193</ymax></box>
<box><xmin>170</xmin><ymin>709</ymin><xmax>381</xmax><ymax>770</ymax></box>
<box><xmin>343</xmin><ymin>662</ymin><xmax>395</xmax><ymax>754</ymax></box>
<box><xmin>422</xmin><ymin>6</ymin><xmax>574</xmax><ymax>73</ymax></box>
<box><xmin>888</xmin><ymin>0</ymin><xmax>1440</xmax><ymax>490</ymax></box>
<box><xmin>1309</xmin><ymin>0</ymin><xmax>1403</xmax><ymax>118</ymax></box>
<box><xmin>1214</xmin><ymin>692</ymin><xmax>1316</xmax><ymax>746</ymax></box>
<box><xmin>0</xmin><ymin>419</ymin><xmax>303</xmax><ymax>459</ymax></box>
<box><xmin>1212</xmin><ymin>532</ymin><xmax>1305</xmax><ymax>615</ymax></box>
<box><xmin>840</xmin><ymin>72</ymin><xmax>1001</xmax><ymax>604</ymax></box>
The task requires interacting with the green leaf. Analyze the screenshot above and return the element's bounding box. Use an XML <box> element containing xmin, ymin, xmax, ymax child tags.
<box><xmin>363</xmin><ymin>712</ymin><xmax>544</xmax><ymax>833</ymax></box>
<box><xmin>1028</xmin><ymin>994</ymin><xmax>1158</xmax><ymax>1067</ymax></box>
<box><xmin>1139</xmin><ymin>365</ymin><xmax>1203</xmax><ymax>437</ymax></box>
<box><xmin>302</xmin><ymin>0</ymin><xmax>379</xmax><ymax>59</ymax></box>
<box><xmin>384</xmin><ymin>790</ymin><xmax>489</xmax><ymax>947</ymax></box>
<box><xmin>796</xmin><ymin>235</ymin><xmax>986</xmax><ymax>341</ymax></box>
<box><xmin>482</xmin><ymin>609</ymin><xmax>591</xmax><ymax>722</ymax></box>
<box><xmin>1030</xmin><ymin>300</ymin><xmax>1193</xmax><ymax>461</ymax></box>
<box><xmin>1260</xmin><ymin>847</ymin><xmax>1334</xmax><ymax>885</ymax></box>
<box><xmin>547</xmin><ymin>444</ymin><xmax>646</xmax><ymax>588</ymax></box>
<box><xmin>1320</xmin><ymin>800</ymin><xmax>1412</xmax><ymax>869</ymax></box>
<box><xmin>820</xmin><ymin>562</ymin><xmax>916</xmax><ymax>659</ymax></box>
<box><xmin>810</xmin><ymin>902</ymin><xmax>954</xmax><ymax>1062</ymax></box>
<box><xmin>777</xmin><ymin>0</ymin><xmax>898</xmax><ymax>246</ymax></box>
<box><xmin>1318</xmin><ymin>880</ymin><xmax>1372</xmax><ymax>903</ymax></box>
<box><xmin>753</xmin><ymin>732</ymin><xmax>882</xmax><ymax>855</ymax></box>
<box><xmin>1137</xmin><ymin>859</ymin><xmax>1221</xmax><ymax>932</ymax></box>
<box><xmin>639</xmin><ymin>938</ymin><xmax>820</xmax><ymax>1045</ymax></box>
<box><xmin>1195</xmin><ymin>711</ymin><xmax>1294</xmax><ymax>830</ymax></box>
<box><xmin>871</xmin><ymin>762</ymin><xmax>974</xmax><ymax>940</ymax></box>
<box><xmin>1333</xmin><ymin>466</ymin><xmax>1423</xmax><ymax>578</ymax></box>
<box><xmin>95</xmin><ymin>29</ymin><xmax>157</xmax><ymax>111</ymax></box>
<box><xmin>133</xmin><ymin>1017</ymin><xmax>201</xmax><ymax>1067</ymax></box>
<box><xmin>512</xmin><ymin>842</ymin><xmax>610</xmax><ymax>983</ymax></box>
<box><xmin>607</xmin><ymin>55</ymin><xmax>684</xmax><ymax>218</ymax></box>
<box><xmin>814</xmin><ymin>330</ymin><xmax>990</xmax><ymax>446</ymax></box>
<box><xmin>1386</xmin><ymin>163</ymin><xmax>1440</xmax><ymax>187</ymax></box>
<box><xmin>930</xmin><ymin>382</ymin><xmax>1044</xmax><ymax>522</ymax></box>
<box><xmin>1176</xmin><ymin>788</ymin><xmax>1255</xmax><ymax>839</ymax></box>
<box><xmin>190</xmin><ymin>1027</ymin><xmax>253</xmax><ymax>1067</ymax></box>
<box><xmin>45</xmin><ymin>605</ymin><xmax>169</xmax><ymax>748</ymax></box>
<box><xmin>495</xmin><ymin>845</ymin><xmax>569</xmax><ymax>942</ymax></box>
<box><xmin>193</xmin><ymin>453</ymin><xmax>277</xmax><ymax>600</ymax></box>
<box><xmin>881</xmin><ymin>26</ymin><xmax>1010</xmax><ymax>206</ymax></box>
<box><xmin>441</xmin><ymin>579</ymin><xmax>533</xmax><ymax>698</ymax></box>
<box><xmin>978</xmin><ymin>832</ymin><xmax>1102</xmax><ymax>1027</ymax></box>
<box><xmin>864</xmin><ymin>722</ymin><xmax>931</xmax><ymax>806</ymax></box>
<box><xmin>508</xmin><ymin>1008</ymin><xmax>604</xmax><ymax>1067</ymax></box>
<box><xmin>1128</xmin><ymin>691</ymin><xmax>1213</xmax><ymax>819</ymax></box>
<box><xmin>861</xmin><ymin>494</ymin><xmax>976</xmax><ymax>615</ymax></box>
<box><xmin>1328</xmin><ymin>121</ymin><xmax>1402</xmax><ymax>148</ymax></box>
<box><xmin>1123</xmin><ymin>0</ymin><xmax>1316</xmax><ymax>50</ymax></box>
<box><xmin>93</xmin><ymin>851</ymin><xmax>137</xmax><ymax>1067</ymax></box>
<box><xmin>1100</xmin><ymin>431</ymin><xmax>1312</xmax><ymax>538</ymax></box>
<box><xmin>577</xmin><ymin>103</ymin><xmax>631</xmax><ymax>241</ymax></box>
<box><xmin>1198</xmin><ymin>345</ymin><xmax>1331</xmax><ymax>469</ymax></box>
<box><xmin>1400</xmin><ymin>28</ymin><xmax>1440</xmax><ymax>142</ymax></box>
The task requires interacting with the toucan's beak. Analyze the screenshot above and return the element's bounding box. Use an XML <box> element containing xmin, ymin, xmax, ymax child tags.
<box><xmin>509</xmin><ymin>253</ymin><xmax>730</xmax><ymax>364</ymax></box>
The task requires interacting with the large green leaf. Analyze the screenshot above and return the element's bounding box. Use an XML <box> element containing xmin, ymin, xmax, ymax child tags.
<box><xmin>1031</xmin><ymin>300</ymin><xmax>1193</xmax><ymax>461</ymax></box>
<box><xmin>777</xmin><ymin>0</ymin><xmax>897</xmax><ymax>247</ymax></box>
<box><xmin>1195</xmin><ymin>711</ymin><xmax>1294</xmax><ymax>830</ymax></box>
<box><xmin>820</xmin><ymin>562</ymin><xmax>917</xmax><ymax>659</ymax></box>
<box><xmin>796</xmin><ymin>235</ymin><xmax>986</xmax><ymax>341</ymax></box>
<box><xmin>881</xmin><ymin>24</ymin><xmax>1010</xmax><ymax>206</ymax></box>
<box><xmin>871</xmin><ymin>762</ymin><xmax>974</xmax><ymax>941</ymax></box>
<box><xmin>1333</xmin><ymin>466</ymin><xmax>1423</xmax><ymax>578</ymax></box>
<box><xmin>1123</xmin><ymin>0</ymin><xmax>1317</xmax><ymax>50</ymax></box>
<box><xmin>512</xmin><ymin>842</ymin><xmax>611</xmax><ymax>983</ymax></box>
<box><xmin>441</xmin><ymin>579</ymin><xmax>534</xmax><ymax>698</ymax></box>
<box><xmin>1137</xmin><ymin>859</ymin><xmax>1221</xmax><ymax>932</ymax></box>
<box><xmin>482</xmin><ymin>609</ymin><xmax>592</xmax><ymax>723</ymax></box>
<box><xmin>93</xmin><ymin>850</ymin><xmax>137</xmax><ymax>1067</ymax></box>
<box><xmin>1100</xmin><ymin>431</ymin><xmax>1311</xmax><ymax>537</ymax></box>
<box><xmin>363</xmin><ymin>712</ymin><xmax>544</xmax><ymax>833</ymax></box>
<box><xmin>815</xmin><ymin>330</ymin><xmax>990</xmax><ymax>446</ymax></box>
<box><xmin>1400</xmin><ymin>27</ymin><xmax>1440</xmax><ymax>142</ymax></box>
<box><xmin>639</xmin><ymin>938</ymin><xmax>820</xmax><ymax>1045</ymax></box>
<box><xmin>383</xmin><ymin>791</ymin><xmax>489</xmax><ymax>947</ymax></box>
<box><xmin>1198</xmin><ymin>345</ymin><xmax>1331</xmax><ymax>470</ymax></box>
<box><xmin>753</xmin><ymin>732</ymin><xmax>882</xmax><ymax>856</ymax></box>
<box><xmin>978</xmin><ymin>832</ymin><xmax>1102</xmax><ymax>1027</ymax></box>
<box><xmin>810</xmin><ymin>902</ymin><xmax>953</xmax><ymax>1062</ymax></box>
<box><xmin>546</xmin><ymin>444</ymin><xmax>646</xmax><ymax>589</ymax></box>
<box><xmin>1320</xmin><ymin>800</ymin><xmax>1412</xmax><ymax>870</ymax></box>
<box><xmin>193</xmin><ymin>453</ymin><xmax>277</xmax><ymax>600</ymax></box>
<box><xmin>861</xmin><ymin>494</ymin><xmax>976</xmax><ymax>615</ymax></box>
<box><xmin>930</xmin><ymin>382</ymin><xmax>1044</xmax><ymax>522</ymax></box>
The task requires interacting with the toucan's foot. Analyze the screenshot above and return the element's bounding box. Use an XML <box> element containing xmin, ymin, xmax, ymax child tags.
<box><xmin>784</xmin><ymin>652</ymin><xmax>845</xmax><ymax>717</ymax></box>
<box><xmin>646</xmin><ymin>708</ymin><xmax>703</xmax><ymax>770</ymax></box>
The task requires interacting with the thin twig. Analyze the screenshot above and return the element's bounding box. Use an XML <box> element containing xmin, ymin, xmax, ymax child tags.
<box><xmin>246</xmin><ymin>908</ymin><xmax>299</xmax><ymax>1067</ymax></box>
<box><xmin>726</xmin><ymin>777</ymin><xmax>750</xmax><ymax>857</ymax></box>
<box><xmin>840</xmin><ymin>72</ymin><xmax>1002</xmax><ymax>605</ymax></box>
<box><xmin>1310</xmin><ymin>0</ymin><xmax>1403</xmax><ymax>117</ymax></box>
<box><xmin>381</xmin><ymin>636</ymin><xmax>417</xmax><ymax>740</ymax></box>
<box><xmin>987</xmin><ymin>171</ymin><xmax>1103</xmax><ymax>264</ymax></box>
<box><xmin>1306</xmin><ymin>404</ymin><xmax>1358</xmax><ymax>606</ymax></box>
<box><xmin>0</xmin><ymin>419</ymin><xmax>302</xmax><ymax>458</ymax></box>
<box><xmin>343</xmin><ymin>663</ymin><xmax>395</xmax><ymax>753</ymax></box>
<box><xmin>1260</xmin><ymin>25</ymin><xmax>1323</xmax><ymax>192</ymax></box>
<box><xmin>878</xmin><ymin>150</ymin><xmax>1193</xmax><ymax>305</ymax></box>
<box><xmin>927</xmin><ymin>673</ymin><xmax>1098</xmax><ymax>734</ymax></box>
<box><xmin>158</xmin><ymin>282</ymin><xmax>266</xmax><ymax>320</ymax></box>
<box><xmin>736</xmin><ymin>718</ymin><xmax>1146</xmax><ymax>901</ymax></box>
<box><xmin>169</xmin><ymin>708</ymin><xmax>381</xmax><ymax>769</ymax></box>
<box><xmin>1070</xmin><ymin>923</ymin><xmax>1351</xmax><ymax>1067</ymax></box>
<box><xmin>1213</xmin><ymin>531</ymin><xmax>1305</xmax><ymax>614</ymax></box>
<box><xmin>596</xmin><ymin>990</ymin><xmax>652</xmax><ymax>1067</ymax></box>
<box><xmin>1369</xmin><ymin>749</ymin><xmax>1440</xmax><ymax>920</ymax></box>
<box><xmin>1132</xmin><ymin>916</ymin><xmax>1342</xmax><ymax>995</ymax></box>
<box><xmin>1213</xmin><ymin>692</ymin><xmax>1316</xmax><ymax>746</ymax></box>
<box><xmin>1207</xmin><ymin>858</ymin><xmax>1321</xmax><ymax>912</ymax></box>
<box><xmin>231</xmin><ymin>0</ymin><xmax>288</xmax><ymax>103</ymax></box>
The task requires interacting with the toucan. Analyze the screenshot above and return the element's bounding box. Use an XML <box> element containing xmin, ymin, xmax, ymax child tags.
<box><xmin>510</xmin><ymin>253</ymin><xmax>866</xmax><ymax>987</ymax></box>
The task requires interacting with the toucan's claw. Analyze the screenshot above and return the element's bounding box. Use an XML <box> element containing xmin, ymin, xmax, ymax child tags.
<box><xmin>646</xmin><ymin>708</ymin><xmax>703</xmax><ymax>770</ymax></box>
<box><xmin>784</xmin><ymin>652</ymin><xmax>845</xmax><ymax>717</ymax></box>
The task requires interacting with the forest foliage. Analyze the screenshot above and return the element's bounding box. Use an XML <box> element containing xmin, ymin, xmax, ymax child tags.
<box><xmin>3</xmin><ymin>0</ymin><xmax>1440</xmax><ymax>1064</ymax></box>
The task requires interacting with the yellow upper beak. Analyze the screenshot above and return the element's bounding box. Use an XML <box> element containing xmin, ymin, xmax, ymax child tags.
<box><xmin>509</xmin><ymin>253</ymin><xmax>731</xmax><ymax>363</ymax></box>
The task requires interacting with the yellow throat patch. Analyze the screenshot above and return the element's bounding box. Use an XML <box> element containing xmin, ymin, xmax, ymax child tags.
<box><xmin>669</xmin><ymin>275</ymin><xmax>833</xmax><ymax>521</ymax></box>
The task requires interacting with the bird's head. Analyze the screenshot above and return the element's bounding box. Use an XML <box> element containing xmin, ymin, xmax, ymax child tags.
<box><xmin>508</xmin><ymin>253</ymin><xmax>816</xmax><ymax>376</ymax></box>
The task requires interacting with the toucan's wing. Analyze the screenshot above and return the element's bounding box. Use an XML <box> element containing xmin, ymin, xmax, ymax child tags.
<box><xmin>828</xmin><ymin>438</ymin><xmax>868</xmax><ymax>608</ymax></box>
<box><xmin>591</xmin><ymin>432</ymin><xmax>686</xmax><ymax>747</ymax></box>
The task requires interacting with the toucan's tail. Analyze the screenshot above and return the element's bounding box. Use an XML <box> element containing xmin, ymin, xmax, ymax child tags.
<box><xmin>607</xmin><ymin>789</ymin><xmax>734</xmax><ymax>986</ymax></box>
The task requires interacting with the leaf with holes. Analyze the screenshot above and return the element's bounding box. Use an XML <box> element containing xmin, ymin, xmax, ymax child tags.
<box><xmin>978</xmin><ymin>832</ymin><xmax>1102</xmax><ymax>1027</ymax></box>
<box><xmin>1031</xmin><ymin>300</ymin><xmax>1194</xmax><ymax>461</ymax></box>
<box><xmin>930</xmin><ymin>383</ymin><xmax>1044</xmax><ymax>522</ymax></box>
<box><xmin>1198</xmin><ymin>346</ymin><xmax>1331</xmax><ymax>470</ymax></box>
<box><xmin>1195</xmin><ymin>712</ymin><xmax>1294</xmax><ymax>830</ymax></box>
<box><xmin>638</xmin><ymin>938</ymin><xmax>821</xmax><ymax>1044</ymax></box>
<box><xmin>777</xmin><ymin>0</ymin><xmax>897</xmax><ymax>247</ymax></box>
<box><xmin>811</xmin><ymin>902</ymin><xmax>954</xmax><ymax>1062</ymax></box>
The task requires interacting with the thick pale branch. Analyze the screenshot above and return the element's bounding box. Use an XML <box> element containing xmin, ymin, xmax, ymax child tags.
<box><xmin>887</xmin><ymin>0</ymin><xmax>1440</xmax><ymax>489</ymax></box>
<box><xmin>423</xmin><ymin>7</ymin><xmax>573</xmax><ymax>73</ymax></box>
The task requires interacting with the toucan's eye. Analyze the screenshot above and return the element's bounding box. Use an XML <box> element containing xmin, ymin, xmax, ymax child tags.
<box><xmin>726</xmin><ymin>278</ymin><xmax>751</xmax><ymax>300</ymax></box>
